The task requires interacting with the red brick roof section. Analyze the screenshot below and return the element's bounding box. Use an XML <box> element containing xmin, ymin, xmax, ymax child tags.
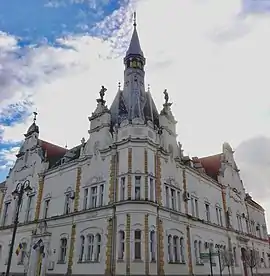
<box><xmin>39</xmin><ymin>140</ymin><xmax>68</xmax><ymax>157</ymax></box>
<box><xmin>199</xmin><ymin>154</ymin><xmax>222</xmax><ymax>181</ymax></box>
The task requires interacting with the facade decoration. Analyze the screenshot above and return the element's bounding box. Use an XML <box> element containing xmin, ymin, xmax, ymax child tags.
<box><xmin>0</xmin><ymin>12</ymin><xmax>269</xmax><ymax>276</ymax></box>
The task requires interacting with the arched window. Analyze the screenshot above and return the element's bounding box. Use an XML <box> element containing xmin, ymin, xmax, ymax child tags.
<box><xmin>118</xmin><ymin>231</ymin><xmax>125</xmax><ymax>260</ymax></box>
<box><xmin>168</xmin><ymin>235</ymin><xmax>173</xmax><ymax>262</ymax></box>
<box><xmin>87</xmin><ymin>234</ymin><xmax>94</xmax><ymax>261</ymax></box>
<box><xmin>150</xmin><ymin>230</ymin><xmax>156</xmax><ymax>261</ymax></box>
<box><xmin>19</xmin><ymin>242</ymin><xmax>27</xmax><ymax>264</ymax></box>
<box><xmin>198</xmin><ymin>241</ymin><xmax>202</xmax><ymax>264</ymax></box>
<box><xmin>79</xmin><ymin>236</ymin><xmax>85</xmax><ymax>262</ymax></box>
<box><xmin>95</xmin><ymin>234</ymin><xmax>101</xmax><ymax>262</ymax></box>
<box><xmin>180</xmin><ymin>237</ymin><xmax>185</xmax><ymax>263</ymax></box>
<box><xmin>173</xmin><ymin>236</ymin><xmax>179</xmax><ymax>262</ymax></box>
<box><xmin>59</xmin><ymin>238</ymin><xmax>67</xmax><ymax>262</ymax></box>
<box><xmin>134</xmin><ymin>229</ymin><xmax>141</xmax><ymax>260</ymax></box>
<box><xmin>194</xmin><ymin>240</ymin><xmax>198</xmax><ymax>264</ymax></box>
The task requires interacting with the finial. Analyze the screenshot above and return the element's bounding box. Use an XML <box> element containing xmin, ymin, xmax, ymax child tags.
<box><xmin>33</xmin><ymin>111</ymin><xmax>38</xmax><ymax>123</ymax></box>
<box><xmin>81</xmin><ymin>137</ymin><xmax>85</xmax><ymax>145</ymax></box>
<box><xmin>163</xmin><ymin>89</ymin><xmax>169</xmax><ymax>104</ymax></box>
<box><xmin>133</xmin><ymin>11</ymin><xmax>137</xmax><ymax>27</ymax></box>
<box><xmin>147</xmin><ymin>84</ymin><xmax>150</xmax><ymax>92</ymax></box>
<box><xmin>118</xmin><ymin>82</ymin><xmax>121</xmax><ymax>90</ymax></box>
<box><xmin>65</xmin><ymin>142</ymin><xmax>68</xmax><ymax>149</ymax></box>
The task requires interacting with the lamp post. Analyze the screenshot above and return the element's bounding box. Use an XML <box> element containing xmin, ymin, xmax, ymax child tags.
<box><xmin>5</xmin><ymin>180</ymin><xmax>32</xmax><ymax>276</ymax></box>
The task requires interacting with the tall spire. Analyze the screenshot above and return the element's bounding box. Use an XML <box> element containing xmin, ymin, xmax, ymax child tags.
<box><xmin>125</xmin><ymin>12</ymin><xmax>144</xmax><ymax>58</ymax></box>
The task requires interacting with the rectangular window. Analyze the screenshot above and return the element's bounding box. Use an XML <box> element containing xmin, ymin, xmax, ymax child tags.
<box><xmin>25</xmin><ymin>195</ymin><xmax>34</xmax><ymax>222</ymax></box>
<box><xmin>149</xmin><ymin>178</ymin><xmax>155</xmax><ymax>201</ymax></box>
<box><xmin>171</xmin><ymin>189</ymin><xmax>176</xmax><ymax>210</ymax></box>
<box><xmin>205</xmin><ymin>203</ymin><xmax>210</xmax><ymax>222</ymax></box>
<box><xmin>195</xmin><ymin>199</ymin><xmax>199</xmax><ymax>217</ymax></box>
<box><xmin>83</xmin><ymin>188</ymin><xmax>88</xmax><ymax>210</ymax></box>
<box><xmin>43</xmin><ymin>199</ymin><xmax>50</xmax><ymax>219</ymax></box>
<box><xmin>134</xmin><ymin>230</ymin><xmax>141</xmax><ymax>260</ymax></box>
<box><xmin>99</xmin><ymin>184</ymin><xmax>104</xmax><ymax>206</ymax></box>
<box><xmin>165</xmin><ymin>186</ymin><xmax>169</xmax><ymax>208</ymax></box>
<box><xmin>90</xmin><ymin>186</ymin><xmax>98</xmax><ymax>208</ymax></box>
<box><xmin>120</xmin><ymin>177</ymin><xmax>125</xmax><ymax>201</ymax></box>
<box><xmin>2</xmin><ymin>202</ymin><xmax>10</xmax><ymax>226</ymax></box>
<box><xmin>135</xmin><ymin>176</ymin><xmax>141</xmax><ymax>200</ymax></box>
<box><xmin>64</xmin><ymin>194</ymin><xmax>71</xmax><ymax>215</ymax></box>
<box><xmin>177</xmin><ymin>191</ymin><xmax>181</xmax><ymax>211</ymax></box>
<box><xmin>191</xmin><ymin>198</ymin><xmax>195</xmax><ymax>216</ymax></box>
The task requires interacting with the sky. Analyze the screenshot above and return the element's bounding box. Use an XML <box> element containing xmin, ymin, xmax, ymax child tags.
<box><xmin>1</xmin><ymin>0</ymin><xmax>270</xmax><ymax>224</ymax></box>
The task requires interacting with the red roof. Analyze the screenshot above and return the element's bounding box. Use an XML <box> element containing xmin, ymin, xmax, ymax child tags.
<box><xmin>199</xmin><ymin>154</ymin><xmax>222</xmax><ymax>180</ymax></box>
<box><xmin>39</xmin><ymin>140</ymin><xmax>67</xmax><ymax>157</ymax></box>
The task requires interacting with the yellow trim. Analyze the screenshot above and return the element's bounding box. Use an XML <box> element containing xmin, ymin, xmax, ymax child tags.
<box><xmin>67</xmin><ymin>223</ymin><xmax>76</xmax><ymax>274</ymax></box>
<box><xmin>144</xmin><ymin>214</ymin><xmax>149</xmax><ymax>275</ymax></box>
<box><xmin>128</xmin><ymin>148</ymin><xmax>132</xmax><ymax>199</ymax></box>
<box><xmin>105</xmin><ymin>218</ymin><xmax>113</xmax><ymax>275</ymax></box>
<box><xmin>74</xmin><ymin>167</ymin><xmax>81</xmax><ymax>212</ymax></box>
<box><xmin>126</xmin><ymin>214</ymin><xmax>131</xmax><ymax>275</ymax></box>
<box><xmin>182</xmin><ymin>168</ymin><xmax>188</xmax><ymax>214</ymax></box>
<box><xmin>36</xmin><ymin>250</ymin><xmax>42</xmax><ymax>276</ymax></box>
<box><xmin>144</xmin><ymin>148</ymin><xmax>148</xmax><ymax>199</ymax></box>
<box><xmin>157</xmin><ymin>218</ymin><xmax>165</xmax><ymax>275</ymax></box>
<box><xmin>109</xmin><ymin>154</ymin><xmax>116</xmax><ymax>203</ymax></box>
<box><xmin>34</xmin><ymin>174</ymin><xmax>45</xmax><ymax>220</ymax></box>
<box><xmin>186</xmin><ymin>225</ymin><xmax>193</xmax><ymax>275</ymax></box>
<box><xmin>155</xmin><ymin>153</ymin><xmax>162</xmax><ymax>205</ymax></box>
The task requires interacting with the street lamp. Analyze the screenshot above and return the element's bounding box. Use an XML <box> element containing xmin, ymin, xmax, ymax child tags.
<box><xmin>5</xmin><ymin>180</ymin><xmax>32</xmax><ymax>276</ymax></box>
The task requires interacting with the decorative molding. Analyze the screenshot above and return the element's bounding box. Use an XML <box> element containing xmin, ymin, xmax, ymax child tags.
<box><xmin>34</xmin><ymin>174</ymin><xmax>45</xmax><ymax>221</ymax></box>
<box><xmin>74</xmin><ymin>167</ymin><xmax>81</xmax><ymax>212</ymax></box>
<box><xmin>67</xmin><ymin>223</ymin><xmax>76</xmax><ymax>275</ymax></box>
<box><xmin>155</xmin><ymin>152</ymin><xmax>162</xmax><ymax>205</ymax></box>
<box><xmin>186</xmin><ymin>225</ymin><xmax>193</xmax><ymax>275</ymax></box>
<box><xmin>144</xmin><ymin>214</ymin><xmax>149</xmax><ymax>275</ymax></box>
<box><xmin>105</xmin><ymin>218</ymin><xmax>113</xmax><ymax>276</ymax></box>
<box><xmin>144</xmin><ymin>148</ymin><xmax>148</xmax><ymax>200</ymax></box>
<box><xmin>126</xmin><ymin>214</ymin><xmax>131</xmax><ymax>275</ymax></box>
<box><xmin>128</xmin><ymin>149</ymin><xmax>132</xmax><ymax>199</ymax></box>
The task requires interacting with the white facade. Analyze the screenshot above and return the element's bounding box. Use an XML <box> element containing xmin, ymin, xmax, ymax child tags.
<box><xmin>0</xmin><ymin>19</ymin><xmax>269</xmax><ymax>276</ymax></box>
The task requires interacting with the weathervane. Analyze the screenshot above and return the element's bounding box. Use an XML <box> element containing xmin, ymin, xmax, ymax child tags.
<box><xmin>133</xmin><ymin>11</ymin><xmax>137</xmax><ymax>27</ymax></box>
<box><xmin>33</xmin><ymin>111</ymin><xmax>38</xmax><ymax>123</ymax></box>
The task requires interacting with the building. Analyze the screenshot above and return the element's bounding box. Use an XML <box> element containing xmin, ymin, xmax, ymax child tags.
<box><xmin>0</xmin><ymin>16</ymin><xmax>269</xmax><ymax>276</ymax></box>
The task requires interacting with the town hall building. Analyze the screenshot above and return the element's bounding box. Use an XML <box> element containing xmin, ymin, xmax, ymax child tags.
<box><xmin>0</xmin><ymin>14</ymin><xmax>269</xmax><ymax>276</ymax></box>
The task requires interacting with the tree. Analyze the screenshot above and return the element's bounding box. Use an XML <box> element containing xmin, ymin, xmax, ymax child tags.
<box><xmin>243</xmin><ymin>249</ymin><xmax>259</xmax><ymax>276</ymax></box>
<box><xmin>220</xmin><ymin>250</ymin><xmax>234</xmax><ymax>276</ymax></box>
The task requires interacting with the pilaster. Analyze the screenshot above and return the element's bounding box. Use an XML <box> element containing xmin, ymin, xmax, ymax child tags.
<box><xmin>155</xmin><ymin>152</ymin><xmax>162</xmax><ymax>205</ymax></box>
<box><xmin>34</xmin><ymin>174</ymin><xmax>45</xmax><ymax>220</ymax></box>
<box><xmin>109</xmin><ymin>154</ymin><xmax>116</xmax><ymax>203</ymax></box>
<box><xmin>128</xmin><ymin>148</ymin><xmax>132</xmax><ymax>199</ymax></box>
<box><xmin>126</xmin><ymin>213</ymin><xmax>131</xmax><ymax>275</ymax></box>
<box><xmin>105</xmin><ymin>218</ymin><xmax>113</xmax><ymax>275</ymax></box>
<box><xmin>186</xmin><ymin>225</ymin><xmax>193</xmax><ymax>275</ymax></box>
<box><xmin>157</xmin><ymin>218</ymin><xmax>165</xmax><ymax>275</ymax></box>
<box><xmin>182</xmin><ymin>168</ymin><xmax>188</xmax><ymax>214</ymax></box>
<box><xmin>144</xmin><ymin>148</ymin><xmax>148</xmax><ymax>200</ymax></box>
<box><xmin>74</xmin><ymin>167</ymin><xmax>81</xmax><ymax>212</ymax></box>
<box><xmin>144</xmin><ymin>214</ymin><xmax>149</xmax><ymax>275</ymax></box>
<box><xmin>67</xmin><ymin>223</ymin><xmax>76</xmax><ymax>275</ymax></box>
<box><xmin>0</xmin><ymin>189</ymin><xmax>5</xmax><ymax>217</ymax></box>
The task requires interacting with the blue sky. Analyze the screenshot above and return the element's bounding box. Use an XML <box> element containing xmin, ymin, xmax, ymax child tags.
<box><xmin>1</xmin><ymin>0</ymin><xmax>270</xmax><ymax>221</ymax></box>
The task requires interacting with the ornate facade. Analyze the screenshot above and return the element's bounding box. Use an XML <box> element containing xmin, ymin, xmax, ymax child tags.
<box><xmin>0</xmin><ymin>16</ymin><xmax>269</xmax><ymax>276</ymax></box>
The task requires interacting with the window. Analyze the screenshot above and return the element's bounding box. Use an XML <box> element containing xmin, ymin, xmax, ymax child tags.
<box><xmin>25</xmin><ymin>195</ymin><xmax>34</xmax><ymax>222</ymax></box>
<box><xmin>83</xmin><ymin>189</ymin><xmax>88</xmax><ymax>210</ymax></box>
<box><xmin>168</xmin><ymin>235</ymin><xmax>173</xmax><ymax>262</ymax></box>
<box><xmin>205</xmin><ymin>203</ymin><xmax>210</xmax><ymax>222</ymax></box>
<box><xmin>99</xmin><ymin>185</ymin><xmax>104</xmax><ymax>207</ymax></box>
<box><xmin>256</xmin><ymin>224</ymin><xmax>261</xmax><ymax>238</ymax></box>
<box><xmin>59</xmin><ymin>238</ymin><xmax>67</xmax><ymax>262</ymax></box>
<box><xmin>171</xmin><ymin>189</ymin><xmax>176</xmax><ymax>210</ymax></box>
<box><xmin>191</xmin><ymin>198</ymin><xmax>195</xmax><ymax>216</ymax></box>
<box><xmin>95</xmin><ymin>234</ymin><xmax>101</xmax><ymax>262</ymax></box>
<box><xmin>216</xmin><ymin>206</ymin><xmax>223</xmax><ymax>226</ymax></box>
<box><xmin>79</xmin><ymin>236</ymin><xmax>85</xmax><ymax>261</ymax></box>
<box><xmin>173</xmin><ymin>236</ymin><xmax>179</xmax><ymax>262</ymax></box>
<box><xmin>180</xmin><ymin>237</ymin><xmax>185</xmax><ymax>263</ymax></box>
<box><xmin>90</xmin><ymin>187</ymin><xmax>98</xmax><ymax>208</ymax></box>
<box><xmin>19</xmin><ymin>243</ymin><xmax>27</xmax><ymax>264</ymax></box>
<box><xmin>246</xmin><ymin>219</ymin><xmax>250</xmax><ymax>233</ymax></box>
<box><xmin>177</xmin><ymin>191</ymin><xmax>181</xmax><ymax>211</ymax></box>
<box><xmin>5</xmin><ymin>243</ymin><xmax>11</xmax><ymax>264</ymax></box>
<box><xmin>262</xmin><ymin>252</ymin><xmax>265</xmax><ymax>267</ymax></box>
<box><xmin>135</xmin><ymin>176</ymin><xmax>141</xmax><ymax>200</ymax></box>
<box><xmin>64</xmin><ymin>194</ymin><xmax>71</xmax><ymax>215</ymax></box>
<box><xmin>237</xmin><ymin>215</ymin><xmax>243</xmax><ymax>232</ymax></box>
<box><xmin>120</xmin><ymin>177</ymin><xmax>125</xmax><ymax>201</ymax></box>
<box><xmin>43</xmin><ymin>199</ymin><xmax>50</xmax><ymax>219</ymax></box>
<box><xmin>194</xmin><ymin>241</ymin><xmax>199</xmax><ymax>264</ymax></box>
<box><xmin>149</xmin><ymin>178</ymin><xmax>155</xmax><ymax>201</ymax></box>
<box><xmin>165</xmin><ymin>187</ymin><xmax>169</xmax><ymax>207</ymax></box>
<box><xmin>233</xmin><ymin>247</ymin><xmax>238</xmax><ymax>266</ymax></box>
<box><xmin>2</xmin><ymin>202</ymin><xmax>10</xmax><ymax>226</ymax></box>
<box><xmin>118</xmin><ymin>231</ymin><xmax>125</xmax><ymax>260</ymax></box>
<box><xmin>87</xmin><ymin>235</ymin><xmax>94</xmax><ymax>261</ymax></box>
<box><xmin>195</xmin><ymin>199</ymin><xmax>199</xmax><ymax>217</ymax></box>
<box><xmin>134</xmin><ymin>229</ymin><xmax>141</xmax><ymax>260</ymax></box>
<box><xmin>150</xmin><ymin>230</ymin><xmax>155</xmax><ymax>261</ymax></box>
<box><xmin>198</xmin><ymin>241</ymin><xmax>202</xmax><ymax>264</ymax></box>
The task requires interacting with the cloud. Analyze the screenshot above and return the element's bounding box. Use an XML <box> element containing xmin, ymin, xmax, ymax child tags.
<box><xmin>1</xmin><ymin>0</ymin><xmax>270</xmax><ymax>224</ymax></box>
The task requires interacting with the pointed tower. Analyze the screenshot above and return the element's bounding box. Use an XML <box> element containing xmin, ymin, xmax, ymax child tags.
<box><xmin>110</xmin><ymin>13</ymin><xmax>160</xmax><ymax>130</ymax></box>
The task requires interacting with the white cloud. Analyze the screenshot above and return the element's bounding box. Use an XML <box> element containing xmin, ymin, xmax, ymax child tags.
<box><xmin>2</xmin><ymin>0</ymin><xmax>270</xmax><ymax>221</ymax></box>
